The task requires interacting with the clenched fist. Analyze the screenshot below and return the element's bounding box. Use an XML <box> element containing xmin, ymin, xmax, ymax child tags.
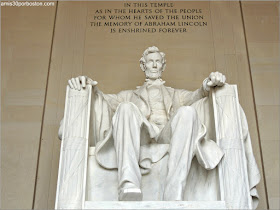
<box><xmin>204</xmin><ymin>72</ymin><xmax>226</xmax><ymax>91</ymax></box>
<box><xmin>68</xmin><ymin>76</ymin><xmax>98</xmax><ymax>91</ymax></box>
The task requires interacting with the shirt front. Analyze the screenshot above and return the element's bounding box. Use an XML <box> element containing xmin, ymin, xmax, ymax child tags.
<box><xmin>146</xmin><ymin>79</ymin><xmax>168</xmax><ymax>134</ymax></box>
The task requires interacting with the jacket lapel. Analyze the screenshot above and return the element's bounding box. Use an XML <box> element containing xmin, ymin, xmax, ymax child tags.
<box><xmin>161</xmin><ymin>85</ymin><xmax>175</xmax><ymax>115</ymax></box>
<box><xmin>133</xmin><ymin>85</ymin><xmax>150</xmax><ymax>117</ymax></box>
<box><xmin>134</xmin><ymin>85</ymin><xmax>149</xmax><ymax>103</ymax></box>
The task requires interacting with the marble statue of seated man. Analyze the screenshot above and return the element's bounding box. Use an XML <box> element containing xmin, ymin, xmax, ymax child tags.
<box><xmin>64</xmin><ymin>46</ymin><xmax>226</xmax><ymax>201</ymax></box>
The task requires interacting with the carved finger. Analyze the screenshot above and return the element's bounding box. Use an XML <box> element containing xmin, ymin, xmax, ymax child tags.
<box><xmin>71</xmin><ymin>78</ymin><xmax>78</xmax><ymax>90</ymax></box>
<box><xmin>207</xmin><ymin>80</ymin><xmax>214</xmax><ymax>87</ymax></box>
<box><xmin>217</xmin><ymin>80</ymin><xmax>224</xmax><ymax>86</ymax></box>
<box><xmin>222</xmin><ymin>75</ymin><xmax>226</xmax><ymax>83</ymax></box>
<box><xmin>80</xmin><ymin>76</ymin><xmax>86</xmax><ymax>88</ymax></box>
<box><xmin>215</xmin><ymin>74</ymin><xmax>221</xmax><ymax>85</ymax></box>
<box><xmin>217</xmin><ymin>74</ymin><xmax>224</xmax><ymax>86</ymax></box>
<box><xmin>68</xmin><ymin>80</ymin><xmax>74</xmax><ymax>89</ymax></box>
<box><xmin>87</xmin><ymin>78</ymin><xmax>98</xmax><ymax>86</ymax></box>
<box><xmin>219</xmin><ymin>74</ymin><xmax>226</xmax><ymax>86</ymax></box>
<box><xmin>216</xmin><ymin>72</ymin><xmax>222</xmax><ymax>77</ymax></box>
<box><xmin>91</xmin><ymin>81</ymin><xmax>98</xmax><ymax>86</ymax></box>
<box><xmin>210</xmin><ymin>75</ymin><xmax>216</xmax><ymax>86</ymax></box>
<box><xmin>75</xmin><ymin>77</ymin><xmax>81</xmax><ymax>90</ymax></box>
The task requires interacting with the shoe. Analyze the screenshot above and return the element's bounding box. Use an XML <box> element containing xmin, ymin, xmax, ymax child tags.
<box><xmin>118</xmin><ymin>187</ymin><xmax>143</xmax><ymax>201</ymax></box>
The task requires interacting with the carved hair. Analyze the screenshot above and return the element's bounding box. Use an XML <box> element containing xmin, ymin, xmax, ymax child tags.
<box><xmin>139</xmin><ymin>46</ymin><xmax>166</xmax><ymax>72</ymax></box>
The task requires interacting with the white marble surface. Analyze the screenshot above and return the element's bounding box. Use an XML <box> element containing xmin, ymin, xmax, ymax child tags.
<box><xmin>55</xmin><ymin>86</ymin><xmax>92</xmax><ymax>209</ymax></box>
<box><xmin>84</xmin><ymin>201</ymin><xmax>227</xmax><ymax>209</ymax></box>
<box><xmin>87</xmin><ymin>47</ymin><xmax>225</xmax><ymax>201</ymax></box>
<box><xmin>87</xmin><ymin>146</ymin><xmax>222</xmax><ymax>202</ymax></box>
<box><xmin>56</xmin><ymin>47</ymin><xmax>260</xmax><ymax>209</ymax></box>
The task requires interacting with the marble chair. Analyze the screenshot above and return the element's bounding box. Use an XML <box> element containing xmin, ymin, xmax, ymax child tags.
<box><xmin>55</xmin><ymin>84</ymin><xmax>260</xmax><ymax>209</ymax></box>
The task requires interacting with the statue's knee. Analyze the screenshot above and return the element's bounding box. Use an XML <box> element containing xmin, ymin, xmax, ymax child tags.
<box><xmin>117</xmin><ymin>102</ymin><xmax>137</xmax><ymax>114</ymax></box>
<box><xmin>177</xmin><ymin>106</ymin><xmax>197</xmax><ymax>119</ymax></box>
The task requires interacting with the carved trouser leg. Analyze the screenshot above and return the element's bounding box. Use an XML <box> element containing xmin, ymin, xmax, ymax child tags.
<box><xmin>113</xmin><ymin>103</ymin><xmax>204</xmax><ymax>201</ymax></box>
<box><xmin>161</xmin><ymin>106</ymin><xmax>204</xmax><ymax>201</ymax></box>
<box><xmin>112</xmin><ymin>102</ymin><xmax>146</xmax><ymax>198</ymax></box>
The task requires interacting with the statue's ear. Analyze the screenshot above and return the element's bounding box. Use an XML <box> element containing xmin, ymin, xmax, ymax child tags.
<box><xmin>140</xmin><ymin>63</ymin><xmax>146</xmax><ymax>72</ymax></box>
<box><xmin>161</xmin><ymin>63</ymin><xmax>166</xmax><ymax>72</ymax></box>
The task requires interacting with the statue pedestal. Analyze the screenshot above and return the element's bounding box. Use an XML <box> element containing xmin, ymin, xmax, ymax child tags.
<box><xmin>87</xmin><ymin>147</ymin><xmax>220</xmax><ymax>202</ymax></box>
<box><xmin>84</xmin><ymin>201</ymin><xmax>227</xmax><ymax>209</ymax></box>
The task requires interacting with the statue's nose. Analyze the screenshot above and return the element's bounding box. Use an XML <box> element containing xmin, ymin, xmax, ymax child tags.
<box><xmin>153</xmin><ymin>61</ymin><xmax>157</xmax><ymax>67</ymax></box>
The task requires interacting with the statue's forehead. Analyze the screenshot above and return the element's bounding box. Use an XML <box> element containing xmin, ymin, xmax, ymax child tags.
<box><xmin>146</xmin><ymin>52</ymin><xmax>162</xmax><ymax>60</ymax></box>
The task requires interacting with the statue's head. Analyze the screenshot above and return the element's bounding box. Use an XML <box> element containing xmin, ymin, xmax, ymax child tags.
<box><xmin>139</xmin><ymin>46</ymin><xmax>166</xmax><ymax>80</ymax></box>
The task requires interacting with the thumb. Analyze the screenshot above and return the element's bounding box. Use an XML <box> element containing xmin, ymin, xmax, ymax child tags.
<box><xmin>90</xmin><ymin>81</ymin><xmax>98</xmax><ymax>86</ymax></box>
<box><xmin>207</xmin><ymin>80</ymin><xmax>214</xmax><ymax>86</ymax></box>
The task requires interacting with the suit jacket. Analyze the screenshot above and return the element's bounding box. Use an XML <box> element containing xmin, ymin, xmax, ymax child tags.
<box><xmin>92</xmin><ymin>81</ymin><xmax>218</xmax><ymax>170</ymax></box>
<box><xmin>102</xmin><ymin>82</ymin><xmax>208</xmax><ymax>119</ymax></box>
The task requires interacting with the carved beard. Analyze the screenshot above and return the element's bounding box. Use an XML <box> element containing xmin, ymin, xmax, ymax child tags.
<box><xmin>144</xmin><ymin>69</ymin><xmax>163</xmax><ymax>80</ymax></box>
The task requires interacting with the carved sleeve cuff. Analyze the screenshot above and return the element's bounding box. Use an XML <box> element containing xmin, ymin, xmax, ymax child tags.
<box><xmin>202</xmin><ymin>78</ymin><xmax>211</xmax><ymax>92</ymax></box>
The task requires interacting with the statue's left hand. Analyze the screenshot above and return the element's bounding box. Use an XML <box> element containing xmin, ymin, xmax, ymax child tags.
<box><xmin>206</xmin><ymin>72</ymin><xmax>226</xmax><ymax>88</ymax></box>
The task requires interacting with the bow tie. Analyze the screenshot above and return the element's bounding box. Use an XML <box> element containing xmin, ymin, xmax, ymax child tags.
<box><xmin>145</xmin><ymin>79</ymin><xmax>166</xmax><ymax>86</ymax></box>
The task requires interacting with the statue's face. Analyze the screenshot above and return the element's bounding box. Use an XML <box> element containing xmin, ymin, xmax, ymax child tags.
<box><xmin>144</xmin><ymin>52</ymin><xmax>164</xmax><ymax>80</ymax></box>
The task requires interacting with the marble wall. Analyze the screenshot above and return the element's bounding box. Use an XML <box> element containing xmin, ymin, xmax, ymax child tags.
<box><xmin>1</xmin><ymin>3</ymin><xmax>57</xmax><ymax>208</ymax></box>
<box><xmin>242</xmin><ymin>2</ymin><xmax>280</xmax><ymax>209</ymax></box>
<box><xmin>1</xmin><ymin>1</ymin><xmax>279</xmax><ymax>209</ymax></box>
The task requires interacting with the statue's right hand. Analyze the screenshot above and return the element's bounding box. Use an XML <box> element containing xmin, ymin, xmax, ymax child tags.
<box><xmin>68</xmin><ymin>76</ymin><xmax>98</xmax><ymax>90</ymax></box>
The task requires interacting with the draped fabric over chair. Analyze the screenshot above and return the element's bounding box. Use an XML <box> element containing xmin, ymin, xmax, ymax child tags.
<box><xmin>56</xmin><ymin>84</ymin><xmax>260</xmax><ymax>209</ymax></box>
